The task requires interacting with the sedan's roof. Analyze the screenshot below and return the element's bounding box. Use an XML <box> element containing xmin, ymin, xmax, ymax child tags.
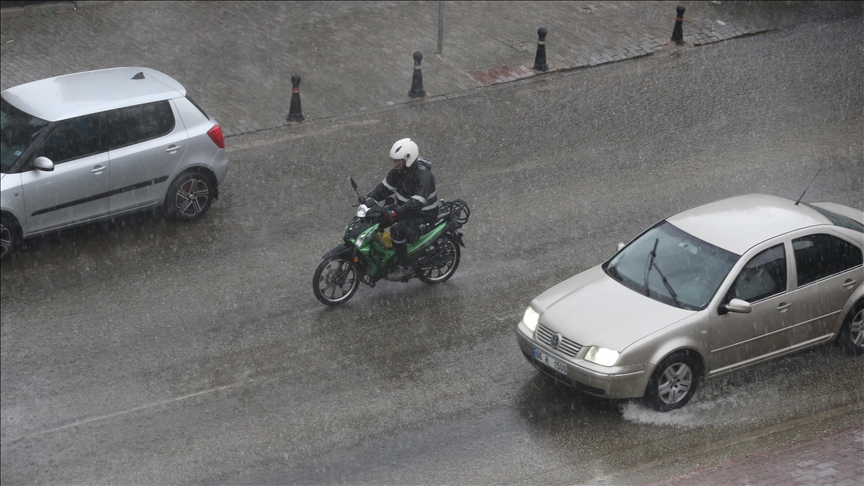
<box><xmin>667</xmin><ymin>194</ymin><xmax>832</xmax><ymax>255</ymax></box>
<box><xmin>1</xmin><ymin>67</ymin><xmax>186</xmax><ymax>122</ymax></box>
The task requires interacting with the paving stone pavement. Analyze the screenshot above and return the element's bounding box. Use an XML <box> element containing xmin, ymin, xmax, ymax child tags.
<box><xmin>4</xmin><ymin>0</ymin><xmax>840</xmax><ymax>137</ymax></box>
<box><xmin>652</xmin><ymin>425</ymin><xmax>864</xmax><ymax>486</ymax></box>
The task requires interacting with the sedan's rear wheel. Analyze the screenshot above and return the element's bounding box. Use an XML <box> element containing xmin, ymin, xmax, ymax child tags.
<box><xmin>645</xmin><ymin>352</ymin><xmax>700</xmax><ymax>412</ymax></box>
<box><xmin>838</xmin><ymin>300</ymin><xmax>864</xmax><ymax>355</ymax></box>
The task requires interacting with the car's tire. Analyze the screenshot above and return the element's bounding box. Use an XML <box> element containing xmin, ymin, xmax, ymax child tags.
<box><xmin>838</xmin><ymin>300</ymin><xmax>864</xmax><ymax>355</ymax></box>
<box><xmin>313</xmin><ymin>256</ymin><xmax>359</xmax><ymax>306</ymax></box>
<box><xmin>418</xmin><ymin>233</ymin><xmax>460</xmax><ymax>285</ymax></box>
<box><xmin>163</xmin><ymin>170</ymin><xmax>214</xmax><ymax>221</ymax></box>
<box><xmin>645</xmin><ymin>352</ymin><xmax>700</xmax><ymax>412</ymax></box>
<box><xmin>0</xmin><ymin>214</ymin><xmax>20</xmax><ymax>261</ymax></box>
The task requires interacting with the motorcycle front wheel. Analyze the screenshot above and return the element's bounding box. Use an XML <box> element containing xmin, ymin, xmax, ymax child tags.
<box><xmin>418</xmin><ymin>234</ymin><xmax>461</xmax><ymax>285</ymax></box>
<box><xmin>313</xmin><ymin>256</ymin><xmax>360</xmax><ymax>305</ymax></box>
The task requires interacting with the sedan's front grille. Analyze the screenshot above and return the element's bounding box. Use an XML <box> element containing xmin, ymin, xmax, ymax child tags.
<box><xmin>536</xmin><ymin>324</ymin><xmax>582</xmax><ymax>358</ymax></box>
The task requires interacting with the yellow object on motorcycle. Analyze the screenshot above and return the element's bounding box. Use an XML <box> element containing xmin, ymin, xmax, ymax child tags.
<box><xmin>380</xmin><ymin>231</ymin><xmax>393</xmax><ymax>248</ymax></box>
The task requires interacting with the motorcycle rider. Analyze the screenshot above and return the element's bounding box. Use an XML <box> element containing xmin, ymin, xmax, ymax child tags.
<box><xmin>365</xmin><ymin>138</ymin><xmax>439</xmax><ymax>279</ymax></box>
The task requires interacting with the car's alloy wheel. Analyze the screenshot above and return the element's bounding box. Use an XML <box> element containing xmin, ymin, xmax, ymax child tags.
<box><xmin>0</xmin><ymin>215</ymin><xmax>18</xmax><ymax>261</ymax></box>
<box><xmin>839</xmin><ymin>300</ymin><xmax>864</xmax><ymax>355</ymax></box>
<box><xmin>164</xmin><ymin>171</ymin><xmax>213</xmax><ymax>221</ymax></box>
<box><xmin>418</xmin><ymin>234</ymin><xmax>460</xmax><ymax>285</ymax></box>
<box><xmin>313</xmin><ymin>257</ymin><xmax>359</xmax><ymax>306</ymax></box>
<box><xmin>646</xmin><ymin>352</ymin><xmax>700</xmax><ymax>412</ymax></box>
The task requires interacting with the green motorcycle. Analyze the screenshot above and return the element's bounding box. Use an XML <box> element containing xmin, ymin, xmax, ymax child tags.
<box><xmin>313</xmin><ymin>178</ymin><xmax>470</xmax><ymax>306</ymax></box>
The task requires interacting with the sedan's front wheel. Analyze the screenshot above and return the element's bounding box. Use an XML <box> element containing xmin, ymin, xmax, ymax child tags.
<box><xmin>645</xmin><ymin>352</ymin><xmax>700</xmax><ymax>412</ymax></box>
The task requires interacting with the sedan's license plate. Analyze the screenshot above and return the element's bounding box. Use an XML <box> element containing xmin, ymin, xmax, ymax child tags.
<box><xmin>533</xmin><ymin>348</ymin><xmax>568</xmax><ymax>374</ymax></box>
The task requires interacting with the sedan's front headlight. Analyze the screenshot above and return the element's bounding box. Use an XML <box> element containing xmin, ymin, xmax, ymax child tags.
<box><xmin>523</xmin><ymin>307</ymin><xmax>540</xmax><ymax>332</ymax></box>
<box><xmin>585</xmin><ymin>346</ymin><xmax>619</xmax><ymax>367</ymax></box>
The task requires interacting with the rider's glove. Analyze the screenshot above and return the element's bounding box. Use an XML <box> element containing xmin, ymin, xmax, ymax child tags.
<box><xmin>381</xmin><ymin>209</ymin><xmax>398</xmax><ymax>225</ymax></box>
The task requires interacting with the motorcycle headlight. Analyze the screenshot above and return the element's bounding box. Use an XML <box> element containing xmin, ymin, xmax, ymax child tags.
<box><xmin>585</xmin><ymin>346</ymin><xmax>619</xmax><ymax>367</ymax></box>
<box><xmin>355</xmin><ymin>232</ymin><xmax>369</xmax><ymax>248</ymax></box>
<box><xmin>523</xmin><ymin>307</ymin><xmax>540</xmax><ymax>332</ymax></box>
<box><xmin>356</xmin><ymin>204</ymin><xmax>369</xmax><ymax>218</ymax></box>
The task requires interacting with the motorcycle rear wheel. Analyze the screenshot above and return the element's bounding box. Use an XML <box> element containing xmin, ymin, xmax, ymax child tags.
<box><xmin>419</xmin><ymin>234</ymin><xmax>460</xmax><ymax>285</ymax></box>
<box><xmin>314</xmin><ymin>256</ymin><xmax>359</xmax><ymax>305</ymax></box>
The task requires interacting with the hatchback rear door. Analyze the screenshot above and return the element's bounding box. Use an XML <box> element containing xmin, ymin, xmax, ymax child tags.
<box><xmin>106</xmin><ymin>100</ymin><xmax>187</xmax><ymax>213</ymax></box>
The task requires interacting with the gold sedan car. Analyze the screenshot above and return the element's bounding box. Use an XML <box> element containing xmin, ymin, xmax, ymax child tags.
<box><xmin>516</xmin><ymin>194</ymin><xmax>863</xmax><ymax>411</ymax></box>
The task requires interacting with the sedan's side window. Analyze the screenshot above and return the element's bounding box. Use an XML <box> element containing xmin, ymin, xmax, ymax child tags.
<box><xmin>35</xmin><ymin>113</ymin><xmax>104</xmax><ymax>165</ymax></box>
<box><xmin>105</xmin><ymin>101</ymin><xmax>175</xmax><ymax>151</ymax></box>
<box><xmin>726</xmin><ymin>244</ymin><xmax>787</xmax><ymax>303</ymax></box>
<box><xmin>793</xmin><ymin>234</ymin><xmax>863</xmax><ymax>287</ymax></box>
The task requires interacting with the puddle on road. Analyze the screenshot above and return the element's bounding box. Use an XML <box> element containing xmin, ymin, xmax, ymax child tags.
<box><xmin>619</xmin><ymin>348</ymin><xmax>863</xmax><ymax>428</ymax></box>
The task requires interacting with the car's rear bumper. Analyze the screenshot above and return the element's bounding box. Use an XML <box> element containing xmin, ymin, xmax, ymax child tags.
<box><xmin>516</xmin><ymin>324</ymin><xmax>651</xmax><ymax>399</ymax></box>
<box><xmin>211</xmin><ymin>149</ymin><xmax>229</xmax><ymax>185</ymax></box>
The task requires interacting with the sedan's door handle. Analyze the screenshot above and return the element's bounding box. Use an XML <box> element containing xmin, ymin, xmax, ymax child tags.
<box><xmin>842</xmin><ymin>279</ymin><xmax>857</xmax><ymax>290</ymax></box>
<box><xmin>166</xmin><ymin>145</ymin><xmax>181</xmax><ymax>153</ymax></box>
<box><xmin>776</xmin><ymin>302</ymin><xmax>792</xmax><ymax>312</ymax></box>
<box><xmin>91</xmin><ymin>165</ymin><xmax>107</xmax><ymax>173</ymax></box>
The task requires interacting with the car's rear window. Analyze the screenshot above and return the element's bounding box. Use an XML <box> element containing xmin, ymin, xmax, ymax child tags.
<box><xmin>185</xmin><ymin>96</ymin><xmax>210</xmax><ymax>120</ymax></box>
<box><xmin>804</xmin><ymin>203</ymin><xmax>864</xmax><ymax>233</ymax></box>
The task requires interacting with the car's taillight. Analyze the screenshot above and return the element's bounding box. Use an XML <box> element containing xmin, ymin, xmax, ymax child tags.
<box><xmin>207</xmin><ymin>125</ymin><xmax>225</xmax><ymax>149</ymax></box>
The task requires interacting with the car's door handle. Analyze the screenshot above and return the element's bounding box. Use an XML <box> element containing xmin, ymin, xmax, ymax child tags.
<box><xmin>91</xmin><ymin>165</ymin><xmax>106</xmax><ymax>173</ymax></box>
<box><xmin>842</xmin><ymin>279</ymin><xmax>857</xmax><ymax>290</ymax></box>
<box><xmin>166</xmin><ymin>145</ymin><xmax>181</xmax><ymax>153</ymax></box>
<box><xmin>776</xmin><ymin>302</ymin><xmax>792</xmax><ymax>312</ymax></box>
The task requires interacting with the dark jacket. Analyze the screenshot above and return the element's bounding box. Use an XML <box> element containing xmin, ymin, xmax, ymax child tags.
<box><xmin>368</xmin><ymin>157</ymin><xmax>439</xmax><ymax>220</ymax></box>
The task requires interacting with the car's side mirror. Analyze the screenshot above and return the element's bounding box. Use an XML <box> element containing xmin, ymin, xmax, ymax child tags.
<box><xmin>32</xmin><ymin>156</ymin><xmax>55</xmax><ymax>172</ymax></box>
<box><xmin>719</xmin><ymin>298</ymin><xmax>752</xmax><ymax>315</ymax></box>
<box><xmin>617</xmin><ymin>242</ymin><xmax>625</xmax><ymax>252</ymax></box>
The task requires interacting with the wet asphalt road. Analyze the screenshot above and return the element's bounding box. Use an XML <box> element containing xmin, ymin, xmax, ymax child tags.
<box><xmin>2</xmin><ymin>15</ymin><xmax>863</xmax><ymax>485</ymax></box>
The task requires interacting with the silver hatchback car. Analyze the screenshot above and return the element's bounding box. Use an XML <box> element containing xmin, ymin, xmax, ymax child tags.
<box><xmin>516</xmin><ymin>194</ymin><xmax>863</xmax><ymax>411</ymax></box>
<box><xmin>0</xmin><ymin>67</ymin><xmax>228</xmax><ymax>260</ymax></box>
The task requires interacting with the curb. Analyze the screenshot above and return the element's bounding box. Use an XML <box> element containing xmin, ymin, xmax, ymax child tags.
<box><xmin>0</xmin><ymin>1</ymin><xmax>110</xmax><ymax>21</ymax></box>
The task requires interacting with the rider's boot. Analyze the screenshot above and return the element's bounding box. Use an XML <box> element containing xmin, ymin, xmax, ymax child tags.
<box><xmin>389</xmin><ymin>240</ymin><xmax>415</xmax><ymax>280</ymax></box>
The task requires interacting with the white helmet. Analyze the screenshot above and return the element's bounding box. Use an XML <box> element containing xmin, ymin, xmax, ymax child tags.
<box><xmin>389</xmin><ymin>138</ymin><xmax>419</xmax><ymax>167</ymax></box>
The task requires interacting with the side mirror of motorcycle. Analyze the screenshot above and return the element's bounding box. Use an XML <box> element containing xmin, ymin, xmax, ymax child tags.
<box><xmin>350</xmin><ymin>177</ymin><xmax>358</xmax><ymax>191</ymax></box>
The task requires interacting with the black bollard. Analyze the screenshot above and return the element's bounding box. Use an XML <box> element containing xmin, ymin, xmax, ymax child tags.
<box><xmin>286</xmin><ymin>74</ymin><xmax>304</xmax><ymax>122</ymax></box>
<box><xmin>671</xmin><ymin>5</ymin><xmax>685</xmax><ymax>45</ymax></box>
<box><xmin>533</xmin><ymin>27</ymin><xmax>548</xmax><ymax>71</ymax></box>
<box><xmin>409</xmin><ymin>51</ymin><xmax>426</xmax><ymax>98</ymax></box>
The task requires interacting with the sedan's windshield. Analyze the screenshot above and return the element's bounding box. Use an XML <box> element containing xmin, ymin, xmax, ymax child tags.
<box><xmin>1</xmin><ymin>96</ymin><xmax>49</xmax><ymax>172</ymax></box>
<box><xmin>604</xmin><ymin>221</ymin><xmax>739</xmax><ymax>310</ymax></box>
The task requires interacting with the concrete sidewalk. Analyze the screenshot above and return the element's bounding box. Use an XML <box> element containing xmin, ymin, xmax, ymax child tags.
<box><xmin>6</xmin><ymin>1</ymin><xmax>860</xmax><ymax>137</ymax></box>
